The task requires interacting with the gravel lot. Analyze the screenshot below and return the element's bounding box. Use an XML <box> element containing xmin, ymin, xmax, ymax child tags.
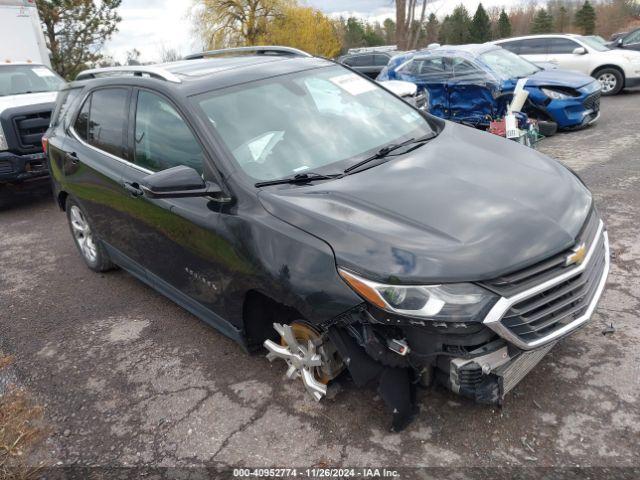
<box><xmin>1</xmin><ymin>90</ymin><xmax>639</xmax><ymax>474</ymax></box>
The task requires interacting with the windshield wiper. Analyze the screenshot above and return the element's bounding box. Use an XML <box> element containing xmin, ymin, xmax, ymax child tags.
<box><xmin>344</xmin><ymin>133</ymin><xmax>437</xmax><ymax>175</ymax></box>
<box><xmin>255</xmin><ymin>172</ymin><xmax>343</xmax><ymax>188</ymax></box>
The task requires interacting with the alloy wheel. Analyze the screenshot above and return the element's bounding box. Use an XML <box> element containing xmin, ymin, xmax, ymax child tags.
<box><xmin>69</xmin><ymin>205</ymin><xmax>98</xmax><ymax>263</ymax></box>
<box><xmin>598</xmin><ymin>73</ymin><xmax>618</xmax><ymax>93</ymax></box>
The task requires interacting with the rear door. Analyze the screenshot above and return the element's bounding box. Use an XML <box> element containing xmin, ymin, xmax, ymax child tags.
<box><xmin>64</xmin><ymin>87</ymin><xmax>132</xmax><ymax>251</ymax></box>
<box><xmin>515</xmin><ymin>38</ymin><xmax>550</xmax><ymax>66</ymax></box>
<box><xmin>113</xmin><ymin>88</ymin><xmax>230</xmax><ymax>321</ymax></box>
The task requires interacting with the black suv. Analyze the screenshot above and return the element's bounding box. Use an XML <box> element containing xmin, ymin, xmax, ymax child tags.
<box><xmin>46</xmin><ymin>47</ymin><xmax>610</xmax><ymax>431</ymax></box>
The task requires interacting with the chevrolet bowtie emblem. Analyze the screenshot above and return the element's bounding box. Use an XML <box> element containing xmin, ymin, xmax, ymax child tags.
<box><xmin>566</xmin><ymin>243</ymin><xmax>587</xmax><ymax>267</ymax></box>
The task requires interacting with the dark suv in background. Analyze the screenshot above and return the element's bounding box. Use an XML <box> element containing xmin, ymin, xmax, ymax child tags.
<box><xmin>338</xmin><ymin>50</ymin><xmax>398</xmax><ymax>79</ymax></box>
<box><xmin>45</xmin><ymin>47</ymin><xmax>610</xmax><ymax>432</ymax></box>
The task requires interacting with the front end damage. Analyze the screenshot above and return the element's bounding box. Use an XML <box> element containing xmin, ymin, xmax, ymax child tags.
<box><xmin>265</xmin><ymin>213</ymin><xmax>609</xmax><ymax>432</ymax></box>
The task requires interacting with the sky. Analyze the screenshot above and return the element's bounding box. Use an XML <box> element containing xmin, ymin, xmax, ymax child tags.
<box><xmin>104</xmin><ymin>0</ymin><xmax>533</xmax><ymax>63</ymax></box>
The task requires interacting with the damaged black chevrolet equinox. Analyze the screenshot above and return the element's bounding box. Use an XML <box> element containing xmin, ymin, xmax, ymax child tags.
<box><xmin>46</xmin><ymin>47</ymin><xmax>610</xmax><ymax>431</ymax></box>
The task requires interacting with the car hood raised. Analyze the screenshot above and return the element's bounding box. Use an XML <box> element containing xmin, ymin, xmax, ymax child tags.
<box><xmin>526</xmin><ymin>69</ymin><xmax>596</xmax><ymax>89</ymax></box>
<box><xmin>258</xmin><ymin>122</ymin><xmax>592</xmax><ymax>284</ymax></box>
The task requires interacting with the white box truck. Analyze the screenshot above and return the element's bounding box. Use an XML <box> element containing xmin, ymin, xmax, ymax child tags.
<box><xmin>0</xmin><ymin>0</ymin><xmax>64</xmax><ymax>185</ymax></box>
<box><xmin>0</xmin><ymin>0</ymin><xmax>51</xmax><ymax>66</ymax></box>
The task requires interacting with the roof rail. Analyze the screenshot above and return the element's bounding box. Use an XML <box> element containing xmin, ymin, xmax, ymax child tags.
<box><xmin>75</xmin><ymin>66</ymin><xmax>182</xmax><ymax>83</ymax></box>
<box><xmin>184</xmin><ymin>46</ymin><xmax>312</xmax><ymax>60</ymax></box>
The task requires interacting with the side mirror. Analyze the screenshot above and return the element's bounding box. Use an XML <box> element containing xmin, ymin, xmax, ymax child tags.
<box><xmin>140</xmin><ymin>165</ymin><xmax>224</xmax><ymax>199</ymax></box>
<box><xmin>573</xmin><ymin>47</ymin><xmax>587</xmax><ymax>55</ymax></box>
<box><xmin>617</xmin><ymin>37</ymin><xmax>624</xmax><ymax>46</ymax></box>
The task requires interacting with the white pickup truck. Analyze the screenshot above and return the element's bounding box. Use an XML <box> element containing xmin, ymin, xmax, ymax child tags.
<box><xmin>0</xmin><ymin>0</ymin><xmax>63</xmax><ymax>184</ymax></box>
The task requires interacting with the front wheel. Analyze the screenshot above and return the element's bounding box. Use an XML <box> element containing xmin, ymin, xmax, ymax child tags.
<box><xmin>595</xmin><ymin>68</ymin><xmax>623</xmax><ymax>96</ymax></box>
<box><xmin>66</xmin><ymin>198</ymin><xmax>115</xmax><ymax>272</ymax></box>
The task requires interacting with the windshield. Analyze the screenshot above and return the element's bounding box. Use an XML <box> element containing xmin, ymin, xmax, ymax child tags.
<box><xmin>0</xmin><ymin>65</ymin><xmax>64</xmax><ymax>97</ymax></box>
<box><xmin>480</xmin><ymin>48</ymin><xmax>540</xmax><ymax>78</ymax></box>
<box><xmin>580</xmin><ymin>35</ymin><xmax>609</xmax><ymax>51</ymax></box>
<box><xmin>195</xmin><ymin>66</ymin><xmax>436</xmax><ymax>182</ymax></box>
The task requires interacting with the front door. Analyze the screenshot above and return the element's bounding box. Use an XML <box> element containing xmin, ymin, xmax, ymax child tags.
<box><xmin>111</xmin><ymin>88</ymin><xmax>233</xmax><ymax>326</ymax></box>
<box><xmin>546</xmin><ymin>37</ymin><xmax>591</xmax><ymax>73</ymax></box>
<box><xmin>397</xmin><ymin>55</ymin><xmax>451</xmax><ymax>118</ymax></box>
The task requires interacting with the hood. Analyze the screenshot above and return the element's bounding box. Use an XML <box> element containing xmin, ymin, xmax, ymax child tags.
<box><xmin>259</xmin><ymin>122</ymin><xmax>592</xmax><ymax>284</ymax></box>
<box><xmin>526</xmin><ymin>69</ymin><xmax>595</xmax><ymax>89</ymax></box>
<box><xmin>0</xmin><ymin>91</ymin><xmax>58</xmax><ymax>114</ymax></box>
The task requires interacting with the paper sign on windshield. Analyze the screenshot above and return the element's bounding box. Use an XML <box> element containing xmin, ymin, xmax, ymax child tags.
<box><xmin>329</xmin><ymin>74</ymin><xmax>377</xmax><ymax>96</ymax></box>
<box><xmin>32</xmin><ymin>67</ymin><xmax>56</xmax><ymax>78</ymax></box>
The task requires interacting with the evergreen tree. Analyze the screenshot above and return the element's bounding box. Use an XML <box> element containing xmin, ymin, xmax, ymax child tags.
<box><xmin>575</xmin><ymin>1</ymin><xmax>596</xmax><ymax>35</ymax></box>
<box><xmin>37</xmin><ymin>0</ymin><xmax>122</xmax><ymax>79</ymax></box>
<box><xmin>425</xmin><ymin>13</ymin><xmax>439</xmax><ymax>44</ymax></box>
<box><xmin>383</xmin><ymin>18</ymin><xmax>396</xmax><ymax>45</ymax></box>
<box><xmin>438</xmin><ymin>15</ymin><xmax>452</xmax><ymax>44</ymax></box>
<box><xmin>530</xmin><ymin>9</ymin><xmax>554</xmax><ymax>34</ymax></box>
<box><xmin>470</xmin><ymin>3</ymin><xmax>492</xmax><ymax>43</ymax></box>
<box><xmin>497</xmin><ymin>9</ymin><xmax>512</xmax><ymax>38</ymax></box>
<box><xmin>448</xmin><ymin>5</ymin><xmax>472</xmax><ymax>44</ymax></box>
<box><xmin>556</xmin><ymin>6</ymin><xmax>569</xmax><ymax>32</ymax></box>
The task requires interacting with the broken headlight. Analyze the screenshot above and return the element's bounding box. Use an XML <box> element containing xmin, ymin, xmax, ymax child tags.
<box><xmin>339</xmin><ymin>268</ymin><xmax>497</xmax><ymax>321</ymax></box>
<box><xmin>541</xmin><ymin>87</ymin><xmax>571</xmax><ymax>100</ymax></box>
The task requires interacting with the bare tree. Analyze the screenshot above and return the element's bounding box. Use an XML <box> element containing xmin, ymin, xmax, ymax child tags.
<box><xmin>396</xmin><ymin>0</ymin><xmax>436</xmax><ymax>50</ymax></box>
<box><xmin>159</xmin><ymin>46</ymin><xmax>182</xmax><ymax>63</ymax></box>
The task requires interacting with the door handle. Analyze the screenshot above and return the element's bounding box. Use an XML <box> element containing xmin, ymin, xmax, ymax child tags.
<box><xmin>65</xmin><ymin>152</ymin><xmax>80</xmax><ymax>165</ymax></box>
<box><xmin>123</xmin><ymin>181</ymin><xmax>144</xmax><ymax>197</ymax></box>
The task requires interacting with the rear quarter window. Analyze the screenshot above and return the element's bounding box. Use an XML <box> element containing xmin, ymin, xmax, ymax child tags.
<box><xmin>50</xmin><ymin>88</ymin><xmax>82</xmax><ymax>128</ymax></box>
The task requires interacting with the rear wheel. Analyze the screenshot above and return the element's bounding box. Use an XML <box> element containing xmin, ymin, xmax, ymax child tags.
<box><xmin>594</xmin><ymin>68</ymin><xmax>623</xmax><ymax>96</ymax></box>
<box><xmin>66</xmin><ymin>198</ymin><xmax>115</xmax><ymax>272</ymax></box>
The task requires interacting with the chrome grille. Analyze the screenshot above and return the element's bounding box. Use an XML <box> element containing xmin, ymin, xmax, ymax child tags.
<box><xmin>483</xmin><ymin>218</ymin><xmax>609</xmax><ymax>350</ymax></box>
<box><xmin>500</xmin><ymin>233</ymin><xmax>606</xmax><ymax>343</ymax></box>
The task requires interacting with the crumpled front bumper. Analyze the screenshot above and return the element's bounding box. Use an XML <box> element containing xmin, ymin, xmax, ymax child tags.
<box><xmin>0</xmin><ymin>151</ymin><xmax>49</xmax><ymax>183</ymax></box>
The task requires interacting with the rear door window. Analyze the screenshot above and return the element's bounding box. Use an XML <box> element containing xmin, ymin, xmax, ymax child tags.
<box><xmin>134</xmin><ymin>90</ymin><xmax>204</xmax><ymax>174</ymax></box>
<box><xmin>351</xmin><ymin>55</ymin><xmax>373</xmax><ymax>67</ymax></box>
<box><xmin>451</xmin><ymin>58</ymin><xmax>483</xmax><ymax>79</ymax></box>
<box><xmin>548</xmin><ymin>38</ymin><xmax>581</xmax><ymax>54</ymax></box>
<box><xmin>374</xmin><ymin>54</ymin><xmax>390</xmax><ymax>66</ymax></box>
<box><xmin>518</xmin><ymin>38</ymin><xmax>549</xmax><ymax>55</ymax></box>
<box><xmin>85</xmin><ymin>88</ymin><xmax>130</xmax><ymax>158</ymax></box>
<box><xmin>498</xmin><ymin>40</ymin><xmax>521</xmax><ymax>54</ymax></box>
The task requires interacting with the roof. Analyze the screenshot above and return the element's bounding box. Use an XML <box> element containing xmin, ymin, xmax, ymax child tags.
<box><xmin>493</xmin><ymin>34</ymin><xmax>582</xmax><ymax>43</ymax></box>
<box><xmin>412</xmin><ymin>43</ymin><xmax>500</xmax><ymax>59</ymax></box>
<box><xmin>73</xmin><ymin>55</ymin><xmax>336</xmax><ymax>95</ymax></box>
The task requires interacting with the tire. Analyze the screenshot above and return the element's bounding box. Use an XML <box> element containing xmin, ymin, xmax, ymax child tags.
<box><xmin>65</xmin><ymin>197</ymin><xmax>115</xmax><ymax>272</ymax></box>
<box><xmin>537</xmin><ymin>120</ymin><xmax>558</xmax><ymax>137</ymax></box>
<box><xmin>594</xmin><ymin>68</ymin><xmax>623</xmax><ymax>96</ymax></box>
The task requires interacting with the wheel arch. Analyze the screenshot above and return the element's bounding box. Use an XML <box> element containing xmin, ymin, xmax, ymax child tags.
<box><xmin>57</xmin><ymin>190</ymin><xmax>69</xmax><ymax>211</ymax></box>
<box><xmin>591</xmin><ymin>64</ymin><xmax>625</xmax><ymax>81</ymax></box>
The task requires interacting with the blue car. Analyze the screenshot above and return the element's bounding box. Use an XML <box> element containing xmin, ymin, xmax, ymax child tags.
<box><xmin>377</xmin><ymin>44</ymin><xmax>602</xmax><ymax>130</ymax></box>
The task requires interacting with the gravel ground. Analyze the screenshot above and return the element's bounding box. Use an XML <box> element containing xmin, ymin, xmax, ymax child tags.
<box><xmin>0</xmin><ymin>90</ymin><xmax>639</xmax><ymax>476</ymax></box>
